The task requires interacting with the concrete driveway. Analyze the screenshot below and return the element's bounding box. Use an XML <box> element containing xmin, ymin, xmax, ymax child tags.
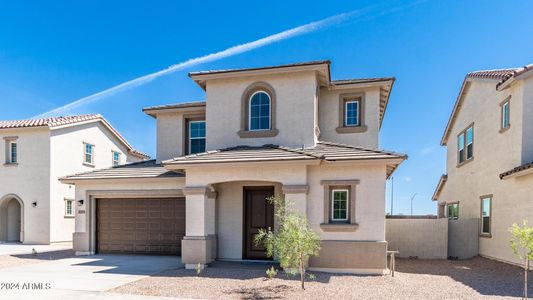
<box><xmin>0</xmin><ymin>254</ymin><xmax>184</xmax><ymax>299</ymax></box>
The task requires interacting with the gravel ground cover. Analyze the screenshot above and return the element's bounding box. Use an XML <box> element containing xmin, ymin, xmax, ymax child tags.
<box><xmin>0</xmin><ymin>249</ymin><xmax>75</xmax><ymax>269</ymax></box>
<box><xmin>111</xmin><ymin>257</ymin><xmax>532</xmax><ymax>299</ymax></box>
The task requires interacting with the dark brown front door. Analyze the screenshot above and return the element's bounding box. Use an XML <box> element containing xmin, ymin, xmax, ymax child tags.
<box><xmin>243</xmin><ymin>187</ymin><xmax>275</xmax><ymax>259</ymax></box>
<box><xmin>96</xmin><ymin>198</ymin><xmax>185</xmax><ymax>255</ymax></box>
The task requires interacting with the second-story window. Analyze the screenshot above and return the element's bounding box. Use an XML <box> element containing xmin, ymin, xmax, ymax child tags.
<box><xmin>457</xmin><ymin>125</ymin><xmax>473</xmax><ymax>165</ymax></box>
<box><xmin>344</xmin><ymin>100</ymin><xmax>360</xmax><ymax>127</ymax></box>
<box><xmin>84</xmin><ymin>143</ymin><xmax>94</xmax><ymax>165</ymax></box>
<box><xmin>112</xmin><ymin>151</ymin><xmax>120</xmax><ymax>166</ymax></box>
<box><xmin>501</xmin><ymin>98</ymin><xmax>510</xmax><ymax>130</ymax></box>
<box><xmin>189</xmin><ymin>120</ymin><xmax>206</xmax><ymax>154</ymax></box>
<box><xmin>249</xmin><ymin>91</ymin><xmax>271</xmax><ymax>131</ymax></box>
<box><xmin>9</xmin><ymin>141</ymin><xmax>17</xmax><ymax>164</ymax></box>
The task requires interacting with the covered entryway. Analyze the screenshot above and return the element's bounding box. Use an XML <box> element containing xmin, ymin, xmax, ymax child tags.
<box><xmin>96</xmin><ymin>198</ymin><xmax>185</xmax><ymax>255</ymax></box>
<box><xmin>0</xmin><ymin>194</ymin><xmax>24</xmax><ymax>243</ymax></box>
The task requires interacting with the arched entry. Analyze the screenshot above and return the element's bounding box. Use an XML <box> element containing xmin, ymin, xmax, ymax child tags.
<box><xmin>0</xmin><ymin>194</ymin><xmax>24</xmax><ymax>243</ymax></box>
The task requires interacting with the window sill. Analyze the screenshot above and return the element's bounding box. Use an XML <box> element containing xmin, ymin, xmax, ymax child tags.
<box><xmin>456</xmin><ymin>157</ymin><xmax>473</xmax><ymax>168</ymax></box>
<box><xmin>238</xmin><ymin>128</ymin><xmax>279</xmax><ymax>138</ymax></box>
<box><xmin>480</xmin><ymin>233</ymin><xmax>492</xmax><ymax>238</ymax></box>
<box><xmin>320</xmin><ymin>223</ymin><xmax>359</xmax><ymax>232</ymax></box>
<box><xmin>3</xmin><ymin>163</ymin><xmax>18</xmax><ymax>167</ymax></box>
<box><xmin>83</xmin><ymin>162</ymin><xmax>95</xmax><ymax>168</ymax></box>
<box><xmin>64</xmin><ymin>215</ymin><xmax>75</xmax><ymax>219</ymax></box>
<box><xmin>336</xmin><ymin>125</ymin><xmax>367</xmax><ymax>134</ymax></box>
<box><xmin>499</xmin><ymin>126</ymin><xmax>510</xmax><ymax>133</ymax></box>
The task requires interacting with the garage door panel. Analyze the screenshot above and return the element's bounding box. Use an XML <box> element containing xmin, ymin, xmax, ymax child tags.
<box><xmin>97</xmin><ymin>198</ymin><xmax>185</xmax><ymax>255</ymax></box>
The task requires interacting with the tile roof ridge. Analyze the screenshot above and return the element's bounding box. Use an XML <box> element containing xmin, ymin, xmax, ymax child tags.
<box><xmin>317</xmin><ymin>141</ymin><xmax>407</xmax><ymax>158</ymax></box>
<box><xmin>265</xmin><ymin>144</ymin><xmax>324</xmax><ymax>159</ymax></box>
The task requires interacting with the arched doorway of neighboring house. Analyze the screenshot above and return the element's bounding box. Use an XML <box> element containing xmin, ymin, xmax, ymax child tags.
<box><xmin>0</xmin><ymin>194</ymin><xmax>24</xmax><ymax>243</ymax></box>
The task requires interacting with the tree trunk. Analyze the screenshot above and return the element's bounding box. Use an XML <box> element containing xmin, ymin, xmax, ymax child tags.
<box><xmin>300</xmin><ymin>254</ymin><xmax>305</xmax><ymax>290</ymax></box>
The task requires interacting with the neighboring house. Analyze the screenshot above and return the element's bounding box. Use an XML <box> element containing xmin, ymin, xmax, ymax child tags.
<box><xmin>433</xmin><ymin>64</ymin><xmax>533</xmax><ymax>266</ymax></box>
<box><xmin>62</xmin><ymin>60</ymin><xmax>406</xmax><ymax>274</ymax></box>
<box><xmin>0</xmin><ymin>114</ymin><xmax>148</xmax><ymax>244</ymax></box>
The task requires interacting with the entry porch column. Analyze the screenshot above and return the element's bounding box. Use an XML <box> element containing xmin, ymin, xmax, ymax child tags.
<box><xmin>182</xmin><ymin>186</ymin><xmax>217</xmax><ymax>270</ymax></box>
<box><xmin>282</xmin><ymin>185</ymin><xmax>309</xmax><ymax>217</ymax></box>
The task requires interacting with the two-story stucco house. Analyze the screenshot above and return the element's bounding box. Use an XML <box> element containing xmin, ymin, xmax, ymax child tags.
<box><xmin>62</xmin><ymin>60</ymin><xmax>406</xmax><ymax>274</ymax></box>
<box><xmin>433</xmin><ymin>64</ymin><xmax>533</xmax><ymax>266</ymax></box>
<box><xmin>0</xmin><ymin>114</ymin><xmax>148</xmax><ymax>244</ymax></box>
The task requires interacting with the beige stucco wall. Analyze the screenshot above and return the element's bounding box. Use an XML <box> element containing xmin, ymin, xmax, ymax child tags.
<box><xmin>439</xmin><ymin>79</ymin><xmax>533</xmax><ymax>265</ymax></box>
<box><xmin>182</xmin><ymin>161</ymin><xmax>387</xmax><ymax>258</ymax></box>
<box><xmin>318</xmin><ymin>87</ymin><xmax>381</xmax><ymax>148</ymax></box>
<box><xmin>386</xmin><ymin>218</ymin><xmax>448</xmax><ymax>259</ymax></box>
<box><xmin>0</xmin><ymin>127</ymin><xmax>51</xmax><ymax>244</ymax></box>
<box><xmin>520</xmin><ymin>76</ymin><xmax>533</xmax><ymax>164</ymax></box>
<box><xmin>205</xmin><ymin>71</ymin><xmax>318</xmax><ymax>149</ymax></box>
<box><xmin>156</xmin><ymin>113</ymin><xmax>184</xmax><ymax>162</ymax></box>
<box><xmin>49</xmin><ymin>121</ymin><xmax>139</xmax><ymax>242</ymax></box>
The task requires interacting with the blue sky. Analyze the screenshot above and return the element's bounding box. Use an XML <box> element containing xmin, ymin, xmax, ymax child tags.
<box><xmin>1</xmin><ymin>0</ymin><xmax>532</xmax><ymax>215</ymax></box>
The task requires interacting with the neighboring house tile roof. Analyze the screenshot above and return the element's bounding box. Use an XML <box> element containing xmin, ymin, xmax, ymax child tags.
<box><xmin>499</xmin><ymin>161</ymin><xmax>533</xmax><ymax>180</ymax></box>
<box><xmin>441</xmin><ymin>63</ymin><xmax>533</xmax><ymax>145</ymax></box>
<box><xmin>165</xmin><ymin>141</ymin><xmax>406</xmax><ymax>177</ymax></box>
<box><xmin>0</xmin><ymin>114</ymin><xmax>149</xmax><ymax>159</ymax></box>
<box><xmin>60</xmin><ymin>160</ymin><xmax>183</xmax><ymax>182</ymax></box>
<box><xmin>0</xmin><ymin>114</ymin><xmax>101</xmax><ymax>129</ymax></box>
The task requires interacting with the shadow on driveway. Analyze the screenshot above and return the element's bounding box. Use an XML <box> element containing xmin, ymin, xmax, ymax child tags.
<box><xmin>71</xmin><ymin>254</ymin><xmax>183</xmax><ymax>276</ymax></box>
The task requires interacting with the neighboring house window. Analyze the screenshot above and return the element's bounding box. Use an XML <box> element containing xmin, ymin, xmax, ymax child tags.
<box><xmin>344</xmin><ymin>100</ymin><xmax>360</xmax><ymax>127</ymax></box>
<box><xmin>331</xmin><ymin>189</ymin><xmax>349</xmax><ymax>221</ymax></box>
<box><xmin>457</xmin><ymin>125</ymin><xmax>473</xmax><ymax>164</ymax></box>
<box><xmin>112</xmin><ymin>151</ymin><xmax>120</xmax><ymax>166</ymax></box>
<box><xmin>9</xmin><ymin>141</ymin><xmax>17</xmax><ymax>163</ymax></box>
<box><xmin>84</xmin><ymin>143</ymin><xmax>94</xmax><ymax>164</ymax></box>
<box><xmin>501</xmin><ymin>98</ymin><xmax>510</xmax><ymax>130</ymax></box>
<box><xmin>65</xmin><ymin>199</ymin><xmax>74</xmax><ymax>217</ymax></box>
<box><xmin>249</xmin><ymin>91</ymin><xmax>271</xmax><ymax>131</ymax></box>
<box><xmin>480</xmin><ymin>196</ymin><xmax>492</xmax><ymax>236</ymax></box>
<box><xmin>3</xmin><ymin>137</ymin><xmax>18</xmax><ymax>165</ymax></box>
<box><xmin>189</xmin><ymin>120</ymin><xmax>206</xmax><ymax>154</ymax></box>
<box><xmin>447</xmin><ymin>203</ymin><xmax>459</xmax><ymax>219</ymax></box>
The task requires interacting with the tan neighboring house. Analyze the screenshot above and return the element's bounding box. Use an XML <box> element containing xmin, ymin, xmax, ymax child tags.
<box><xmin>0</xmin><ymin>114</ymin><xmax>148</xmax><ymax>244</ymax></box>
<box><xmin>61</xmin><ymin>60</ymin><xmax>406</xmax><ymax>274</ymax></box>
<box><xmin>433</xmin><ymin>64</ymin><xmax>533</xmax><ymax>266</ymax></box>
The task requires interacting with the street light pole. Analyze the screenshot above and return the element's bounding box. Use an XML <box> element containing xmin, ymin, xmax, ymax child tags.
<box><xmin>410</xmin><ymin>193</ymin><xmax>418</xmax><ymax>216</ymax></box>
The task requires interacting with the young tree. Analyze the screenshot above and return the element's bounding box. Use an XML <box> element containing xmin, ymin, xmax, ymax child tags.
<box><xmin>255</xmin><ymin>195</ymin><xmax>321</xmax><ymax>290</ymax></box>
<box><xmin>509</xmin><ymin>220</ymin><xmax>533</xmax><ymax>299</ymax></box>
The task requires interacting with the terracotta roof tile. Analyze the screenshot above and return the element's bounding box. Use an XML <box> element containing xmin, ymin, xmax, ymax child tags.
<box><xmin>0</xmin><ymin>114</ymin><xmax>101</xmax><ymax>129</ymax></box>
<box><xmin>61</xmin><ymin>160</ymin><xmax>183</xmax><ymax>181</ymax></box>
<box><xmin>499</xmin><ymin>161</ymin><xmax>533</xmax><ymax>179</ymax></box>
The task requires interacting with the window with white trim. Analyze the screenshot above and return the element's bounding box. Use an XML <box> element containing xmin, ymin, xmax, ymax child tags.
<box><xmin>84</xmin><ymin>143</ymin><xmax>94</xmax><ymax>164</ymax></box>
<box><xmin>344</xmin><ymin>100</ymin><xmax>360</xmax><ymax>127</ymax></box>
<box><xmin>331</xmin><ymin>189</ymin><xmax>349</xmax><ymax>221</ymax></box>
<box><xmin>9</xmin><ymin>141</ymin><xmax>17</xmax><ymax>163</ymax></box>
<box><xmin>447</xmin><ymin>203</ymin><xmax>459</xmax><ymax>220</ymax></box>
<box><xmin>457</xmin><ymin>125</ymin><xmax>473</xmax><ymax>164</ymax></box>
<box><xmin>501</xmin><ymin>100</ymin><xmax>510</xmax><ymax>130</ymax></box>
<box><xmin>112</xmin><ymin>151</ymin><xmax>120</xmax><ymax>166</ymax></box>
<box><xmin>249</xmin><ymin>91</ymin><xmax>271</xmax><ymax>131</ymax></box>
<box><xmin>188</xmin><ymin>120</ymin><xmax>206</xmax><ymax>154</ymax></box>
<box><xmin>65</xmin><ymin>199</ymin><xmax>74</xmax><ymax>217</ymax></box>
<box><xmin>481</xmin><ymin>196</ymin><xmax>491</xmax><ymax>235</ymax></box>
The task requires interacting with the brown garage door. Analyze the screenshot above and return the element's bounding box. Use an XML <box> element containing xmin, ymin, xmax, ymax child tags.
<box><xmin>96</xmin><ymin>198</ymin><xmax>185</xmax><ymax>255</ymax></box>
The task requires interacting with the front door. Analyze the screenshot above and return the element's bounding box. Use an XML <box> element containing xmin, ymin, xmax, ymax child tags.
<box><xmin>243</xmin><ymin>187</ymin><xmax>274</xmax><ymax>259</ymax></box>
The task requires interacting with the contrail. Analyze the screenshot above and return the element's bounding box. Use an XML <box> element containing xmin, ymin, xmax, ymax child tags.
<box><xmin>33</xmin><ymin>1</ymin><xmax>423</xmax><ymax>118</ymax></box>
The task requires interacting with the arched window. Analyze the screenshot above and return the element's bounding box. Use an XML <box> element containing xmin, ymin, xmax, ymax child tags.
<box><xmin>249</xmin><ymin>91</ymin><xmax>271</xmax><ymax>131</ymax></box>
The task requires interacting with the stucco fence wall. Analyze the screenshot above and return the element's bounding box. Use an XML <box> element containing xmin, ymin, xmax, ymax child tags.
<box><xmin>385</xmin><ymin>216</ymin><xmax>448</xmax><ymax>259</ymax></box>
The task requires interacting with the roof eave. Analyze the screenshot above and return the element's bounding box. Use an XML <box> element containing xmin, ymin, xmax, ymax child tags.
<box><xmin>189</xmin><ymin>61</ymin><xmax>331</xmax><ymax>90</ymax></box>
<box><xmin>440</xmin><ymin>78</ymin><xmax>472</xmax><ymax>145</ymax></box>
